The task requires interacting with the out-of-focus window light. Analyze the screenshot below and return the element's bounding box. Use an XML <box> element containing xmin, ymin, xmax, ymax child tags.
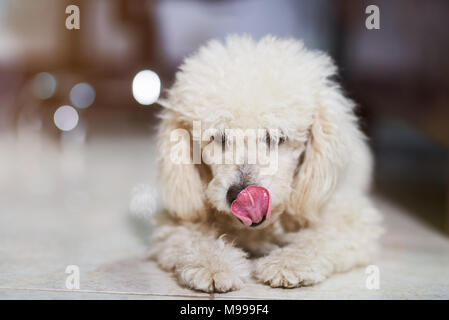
<box><xmin>54</xmin><ymin>105</ymin><xmax>79</xmax><ymax>131</ymax></box>
<box><xmin>132</xmin><ymin>70</ymin><xmax>161</xmax><ymax>105</ymax></box>
<box><xmin>70</xmin><ymin>82</ymin><xmax>95</xmax><ymax>109</ymax></box>
<box><xmin>32</xmin><ymin>72</ymin><xmax>57</xmax><ymax>99</ymax></box>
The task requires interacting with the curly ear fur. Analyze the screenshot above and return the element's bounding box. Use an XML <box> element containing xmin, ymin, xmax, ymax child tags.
<box><xmin>157</xmin><ymin>110</ymin><xmax>207</xmax><ymax>221</ymax></box>
<box><xmin>288</xmin><ymin>84</ymin><xmax>360</xmax><ymax>222</ymax></box>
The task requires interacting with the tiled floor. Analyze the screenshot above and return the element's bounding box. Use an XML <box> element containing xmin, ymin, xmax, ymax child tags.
<box><xmin>1</xmin><ymin>132</ymin><xmax>448</xmax><ymax>299</ymax></box>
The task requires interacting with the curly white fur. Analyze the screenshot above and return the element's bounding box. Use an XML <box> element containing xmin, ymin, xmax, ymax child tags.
<box><xmin>150</xmin><ymin>35</ymin><xmax>383</xmax><ymax>292</ymax></box>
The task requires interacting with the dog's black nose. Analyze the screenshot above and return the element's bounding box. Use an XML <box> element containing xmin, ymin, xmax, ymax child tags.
<box><xmin>226</xmin><ymin>184</ymin><xmax>245</xmax><ymax>206</ymax></box>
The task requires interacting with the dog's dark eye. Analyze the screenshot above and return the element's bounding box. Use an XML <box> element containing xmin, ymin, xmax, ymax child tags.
<box><xmin>213</xmin><ymin>133</ymin><xmax>226</xmax><ymax>148</ymax></box>
<box><xmin>265</xmin><ymin>131</ymin><xmax>286</xmax><ymax>146</ymax></box>
<box><xmin>265</xmin><ymin>132</ymin><xmax>271</xmax><ymax>145</ymax></box>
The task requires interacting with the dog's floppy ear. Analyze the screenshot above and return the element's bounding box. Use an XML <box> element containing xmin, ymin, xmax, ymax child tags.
<box><xmin>157</xmin><ymin>110</ymin><xmax>207</xmax><ymax>221</ymax></box>
<box><xmin>288</xmin><ymin>85</ymin><xmax>357</xmax><ymax>222</ymax></box>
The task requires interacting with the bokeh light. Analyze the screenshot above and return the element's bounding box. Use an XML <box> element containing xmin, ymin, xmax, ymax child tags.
<box><xmin>70</xmin><ymin>82</ymin><xmax>95</xmax><ymax>109</ymax></box>
<box><xmin>54</xmin><ymin>105</ymin><xmax>79</xmax><ymax>131</ymax></box>
<box><xmin>32</xmin><ymin>72</ymin><xmax>57</xmax><ymax>99</ymax></box>
<box><xmin>132</xmin><ymin>70</ymin><xmax>161</xmax><ymax>105</ymax></box>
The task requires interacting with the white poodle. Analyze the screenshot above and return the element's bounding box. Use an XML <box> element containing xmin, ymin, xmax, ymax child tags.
<box><xmin>150</xmin><ymin>35</ymin><xmax>383</xmax><ymax>292</ymax></box>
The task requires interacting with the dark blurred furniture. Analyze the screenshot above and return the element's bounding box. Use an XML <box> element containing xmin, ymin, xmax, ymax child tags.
<box><xmin>335</xmin><ymin>0</ymin><xmax>449</xmax><ymax>233</ymax></box>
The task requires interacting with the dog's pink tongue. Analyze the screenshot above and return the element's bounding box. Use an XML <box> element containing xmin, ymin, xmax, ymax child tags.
<box><xmin>231</xmin><ymin>186</ymin><xmax>272</xmax><ymax>226</ymax></box>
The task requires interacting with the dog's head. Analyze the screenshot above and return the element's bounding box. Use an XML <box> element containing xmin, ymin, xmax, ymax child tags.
<box><xmin>157</xmin><ymin>35</ymin><xmax>358</xmax><ymax>229</ymax></box>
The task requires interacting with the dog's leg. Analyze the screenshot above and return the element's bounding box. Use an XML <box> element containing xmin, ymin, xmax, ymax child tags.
<box><xmin>150</xmin><ymin>223</ymin><xmax>251</xmax><ymax>293</ymax></box>
<box><xmin>255</xmin><ymin>195</ymin><xmax>383</xmax><ymax>288</ymax></box>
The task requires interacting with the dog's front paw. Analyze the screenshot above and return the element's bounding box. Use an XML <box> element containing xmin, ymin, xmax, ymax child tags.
<box><xmin>177</xmin><ymin>265</ymin><xmax>245</xmax><ymax>293</ymax></box>
<box><xmin>255</xmin><ymin>248</ymin><xmax>333</xmax><ymax>288</ymax></box>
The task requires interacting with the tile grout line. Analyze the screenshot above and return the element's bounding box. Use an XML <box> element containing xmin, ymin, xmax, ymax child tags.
<box><xmin>0</xmin><ymin>286</ymin><xmax>210</xmax><ymax>299</ymax></box>
<box><xmin>0</xmin><ymin>286</ymin><xmax>285</xmax><ymax>299</ymax></box>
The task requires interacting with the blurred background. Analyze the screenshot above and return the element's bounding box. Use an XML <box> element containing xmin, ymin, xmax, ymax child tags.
<box><xmin>0</xmin><ymin>0</ymin><xmax>448</xmax><ymax>241</ymax></box>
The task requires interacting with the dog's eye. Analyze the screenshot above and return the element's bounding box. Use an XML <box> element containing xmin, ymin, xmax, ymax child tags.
<box><xmin>265</xmin><ymin>132</ymin><xmax>271</xmax><ymax>145</ymax></box>
<box><xmin>213</xmin><ymin>133</ymin><xmax>226</xmax><ymax>148</ymax></box>
<box><xmin>265</xmin><ymin>131</ymin><xmax>286</xmax><ymax>146</ymax></box>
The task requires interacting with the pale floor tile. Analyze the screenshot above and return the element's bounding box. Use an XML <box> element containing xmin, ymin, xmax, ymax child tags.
<box><xmin>0</xmin><ymin>289</ymin><xmax>210</xmax><ymax>300</ymax></box>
